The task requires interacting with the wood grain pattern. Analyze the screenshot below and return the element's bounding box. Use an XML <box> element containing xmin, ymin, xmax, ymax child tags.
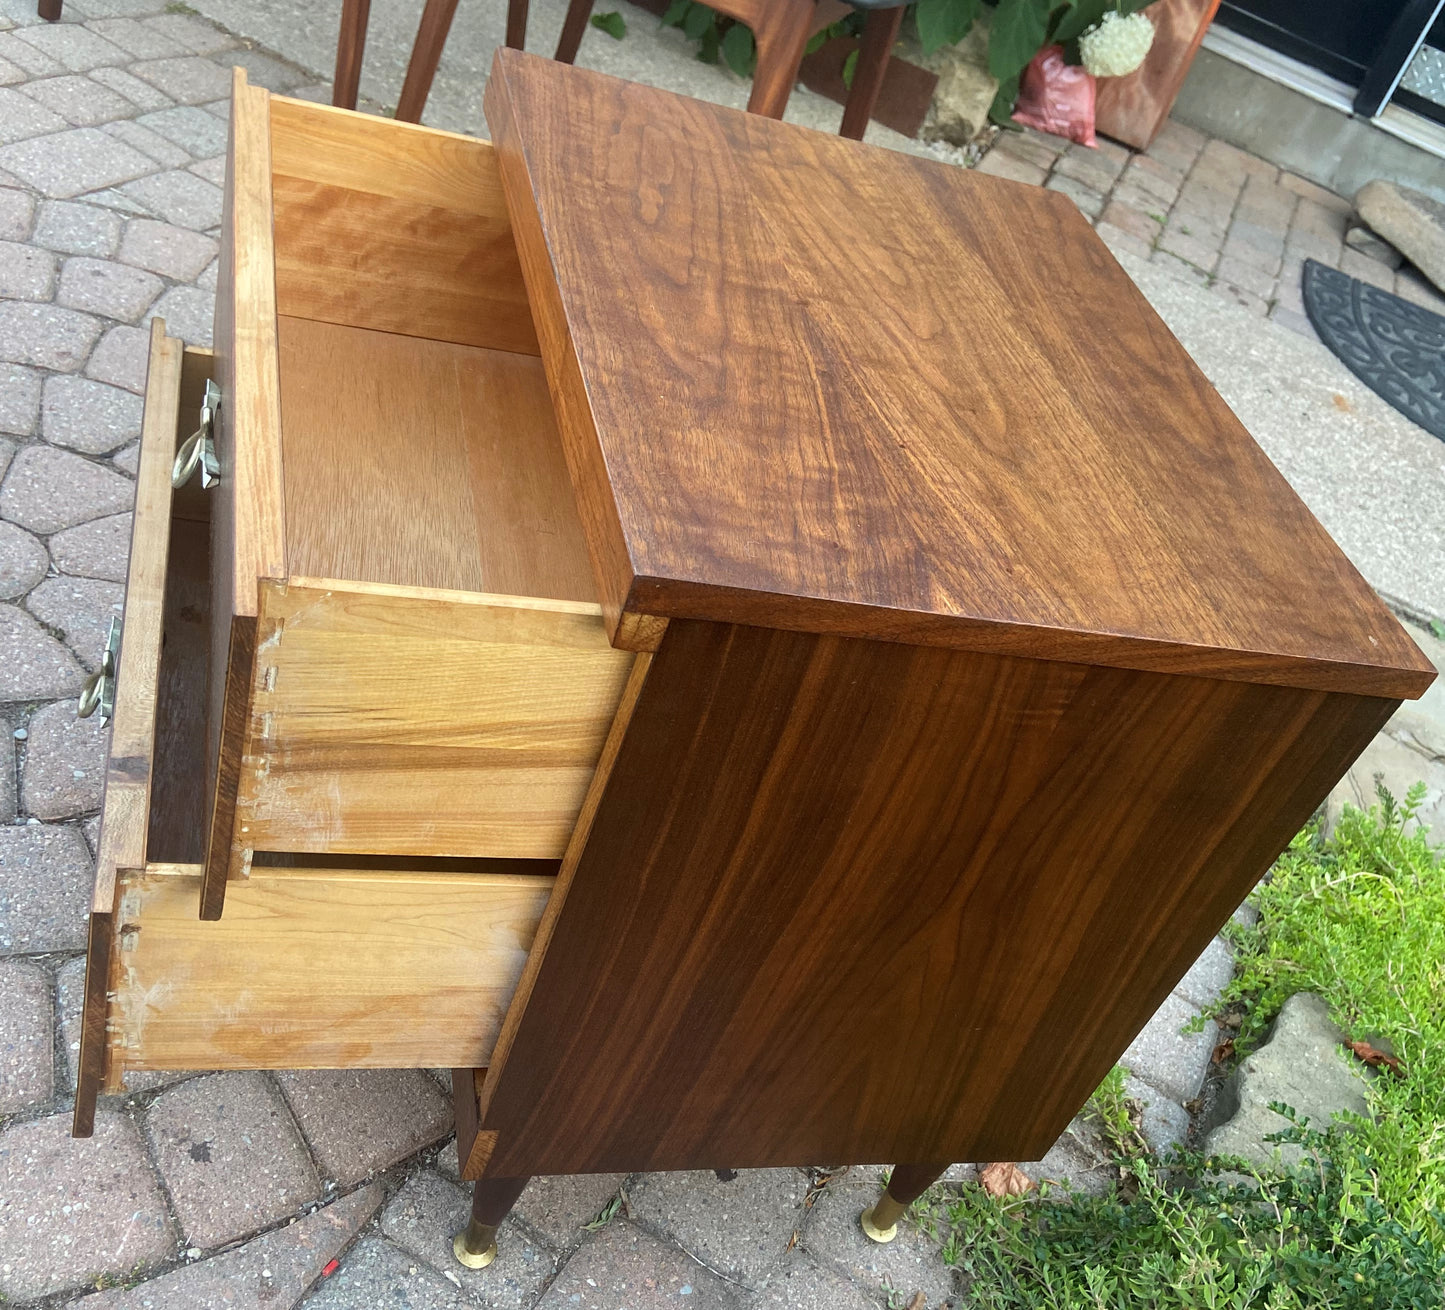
<box><xmin>276</xmin><ymin>317</ymin><xmax>593</xmax><ymax>601</ymax></box>
<box><xmin>474</xmin><ymin>620</ymin><xmax>1396</xmax><ymax>1177</ymax></box>
<box><xmin>1095</xmin><ymin>0</ymin><xmax>1222</xmax><ymax>151</ymax></box>
<box><xmin>269</xmin><ymin>95</ymin><xmax>538</xmax><ymax>355</ymax></box>
<box><xmin>229</xmin><ymin>579</ymin><xmax>635</xmax><ymax>869</ymax></box>
<box><xmin>483</xmin><ymin>51</ymin><xmax>1433</xmax><ymax>699</ymax></box>
<box><xmin>106</xmin><ymin>865</ymin><xmax>554</xmax><ymax>1077</ymax></box>
<box><xmin>75</xmin><ymin>320</ymin><xmax>184</xmax><ymax>1136</ymax></box>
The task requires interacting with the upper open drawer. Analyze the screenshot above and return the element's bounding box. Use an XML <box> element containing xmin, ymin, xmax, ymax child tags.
<box><xmin>201</xmin><ymin>74</ymin><xmax>639</xmax><ymax>915</ymax></box>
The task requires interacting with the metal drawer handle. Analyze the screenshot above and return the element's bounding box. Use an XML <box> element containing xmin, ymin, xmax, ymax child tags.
<box><xmin>77</xmin><ymin>616</ymin><xmax>122</xmax><ymax>727</ymax></box>
<box><xmin>172</xmin><ymin>379</ymin><xmax>221</xmax><ymax>490</ymax></box>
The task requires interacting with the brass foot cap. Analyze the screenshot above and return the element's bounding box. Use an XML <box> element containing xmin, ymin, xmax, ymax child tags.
<box><xmin>860</xmin><ymin>1205</ymin><xmax>898</xmax><ymax>1244</ymax></box>
<box><xmin>452</xmin><ymin>1233</ymin><xmax>498</xmax><ymax>1269</ymax></box>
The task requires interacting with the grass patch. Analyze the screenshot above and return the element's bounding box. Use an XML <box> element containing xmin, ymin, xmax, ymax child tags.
<box><xmin>919</xmin><ymin>787</ymin><xmax>1445</xmax><ymax>1308</ymax></box>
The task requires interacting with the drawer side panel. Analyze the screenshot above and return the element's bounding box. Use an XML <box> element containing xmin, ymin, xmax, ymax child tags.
<box><xmin>230</xmin><ymin>580</ymin><xmax>636</xmax><ymax>866</ymax></box>
<box><xmin>107</xmin><ymin>866</ymin><xmax>553</xmax><ymax>1076</ymax></box>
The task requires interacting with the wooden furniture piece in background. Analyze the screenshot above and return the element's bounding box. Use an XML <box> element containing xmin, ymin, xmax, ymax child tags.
<box><xmin>1096</xmin><ymin>0</ymin><xmax>1223</xmax><ymax>149</ymax></box>
<box><xmin>556</xmin><ymin>0</ymin><xmax>907</xmax><ymax>139</ymax></box>
<box><xmin>333</xmin><ymin>0</ymin><xmax>531</xmax><ymax>122</ymax></box>
<box><xmin>72</xmin><ymin>51</ymin><xmax>1433</xmax><ymax>1270</ymax></box>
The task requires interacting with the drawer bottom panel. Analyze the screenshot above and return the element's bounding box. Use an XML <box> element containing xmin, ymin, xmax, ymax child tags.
<box><xmin>104</xmin><ymin>864</ymin><xmax>553</xmax><ymax>1089</ymax></box>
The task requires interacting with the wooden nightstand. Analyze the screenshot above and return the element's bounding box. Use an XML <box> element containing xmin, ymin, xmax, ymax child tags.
<box><xmin>72</xmin><ymin>50</ymin><xmax>1434</xmax><ymax>1266</ymax></box>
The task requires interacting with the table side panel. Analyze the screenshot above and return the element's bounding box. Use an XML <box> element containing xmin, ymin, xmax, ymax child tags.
<box><xmin>474</xmin><ymin>619</ymin><xmax>1395</xmax><ymax>1176</ymax></box>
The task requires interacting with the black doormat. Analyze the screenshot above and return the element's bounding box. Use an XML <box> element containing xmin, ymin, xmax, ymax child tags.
<box><xmin>1301</xmin><ymin>258</ymin><xmax>1445</xmax><ymax>442</ymax></box>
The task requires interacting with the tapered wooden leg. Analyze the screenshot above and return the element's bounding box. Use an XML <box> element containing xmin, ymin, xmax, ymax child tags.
<box><xmin>839</xmin><ymin>4</ymin><xmax>903</xmax><ymax>140</ymax></box>
<box><xmin>554</xmin><ymin>0</ymin><xmax>593</xmax><ymax>63</ymax></box>
<box><xmin>506</xmin><ymin>0</ymin><xmax>530</xmax><ymax>49</ymax></box>
<box><xmin>453</xmin><ymin>1175</ymin><xmax>531</xmax><ymax>1269</ymax></box>
<box><xmin>746</xmin><ymin>0</ymin><xmax>817</xmax><ymax>119</ymax></box>
<box><xmin>396</xmin><ymin>0</ymin><xmax>460</xmax><ymax>122</ymax></box>
<box><xmin>860</xmin><ymin>1162</ymin><xmax>949</xmax><ymax>1243</ymax></box>
<box><xmin>332</xmin><ymin>0</ymin><xmax>370</xmax><ymax>110</ymax></box>
<box><xmin>37</xmin><ymin>0</ymin><xmax>62</xmax><ymax>20</ymax></box>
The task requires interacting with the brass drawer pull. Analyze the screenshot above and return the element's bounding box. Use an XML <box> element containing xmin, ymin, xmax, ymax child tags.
<box><xmin>77</xmin><ymin>616</ymin><xmax>122</xmax><ymax>727</ymax></box>
<box><xmin>172</xmin><ymin>379</ymin><xmax>221</xmax><ymax>490</ymax></box>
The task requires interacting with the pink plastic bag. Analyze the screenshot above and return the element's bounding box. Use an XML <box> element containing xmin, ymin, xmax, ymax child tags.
<box><xmin>1012</xmin><ymin>45</ymin><xmax>1097</xmax><ymax>147</ymax></box>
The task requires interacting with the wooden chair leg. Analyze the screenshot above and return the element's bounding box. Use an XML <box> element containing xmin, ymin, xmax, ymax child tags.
<box><xmin>396</xmin><ymin>0</ymin><xmax>461</xmax><ymax>122</ymax></box>
<box><xmin>453</xmin><ymin>1175</ymin><xmax>531</xmax><ymax>1269</ymax></box>
<box><xmin>859</xmin><ymin>1162</ymin><xmax>950</xmax><ymax>1243</ymax></box>
<box><xmin>37</xmin><ymin>0</ymin><xmax>62</xmax><ymax>19</ymax></box>
<box><xmin>746</xmin><ymin>0</ymin><xmax>817</xmax><ymax>119</ymax></box>
<box><xmin>555</xmin><ymin>0</ymin><xmax>593</xmax><ymax>64</ymax></box>
<box><xmin>333</xmin><ymin>0</ymin><xmax>370</xmax><ymax>110</ymax></box>
<box><xmin>839</xmin><ymin>4</ymin><xmax>903</xmax><ymax>140</ymax></box>
<box><xmin>506</xmin><ymin>0</ymin><xmax>530</xmax><ymax>49</ymax></box>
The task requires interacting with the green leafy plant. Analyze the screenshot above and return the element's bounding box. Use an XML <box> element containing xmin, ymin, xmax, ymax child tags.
<box><xmin>1217</xmin><ymin>782</ymin><xmax>1445</xmax><ymax>1236</ymax></box>
<box><xmin>915</xmin><ymin>0</ymin><xmax>1156</xmax><ymax>121</ymax></box>
<box><xmin>590</xmin><ymin>10</ymin><xmax>627</xmax><ymax>39</ymax></box>
<box><xmin>924</xmin><ymin>788</ymin><xmax>1445</xmax><ymax>1306</ymax></box>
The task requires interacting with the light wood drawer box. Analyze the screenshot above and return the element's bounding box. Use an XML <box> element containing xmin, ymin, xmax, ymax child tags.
<box><xmin>200</xmin><ymin>78</ymin><xmax>638</xmax><ymax>915</ymax></box>
<box><xmin>73</xmin><ymin>325</ymin><xmax>557</xmax><ymax>1128</ymax></box>
<box><xmin>76</xmin><ymin>51</ymin><xmax>1434</xmax><ymax>1195</ymax></box>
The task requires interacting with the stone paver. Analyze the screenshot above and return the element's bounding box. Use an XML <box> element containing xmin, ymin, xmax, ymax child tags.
<box><xmin>0</xmin><ymin>602</ymin><xmax>87</xmax><ymax>700</ymax></box>
<box><xmin>0</xmin><ymin>519</ymin><xmax>47</xmax><ymax>596</ymax></box>
<box><xmin>297</xmin><ymin>1235</ymin><xmax>473</xmax><ymax>1310</ymax></box>
<box><xmin>1</xmin><ymin>442</ymin><xmax>134</xmax><ymax>532</ymax></box>
<box><xmin>629</xmin><ymin>1168</ymin><xmax>808</xmax><ymax>1289</ymax></box>
<box><xmin>1122</xmin><ymin>991</ymin><xmax>1218</xmax><ymax>1105</ymax></box>
<box><xmin>0</xmin><ymin>362</ymin><xmax>42</xmax><ymax>435</ymax></box>
<box><xmin>0</xmin><ymin>1110</ymin><xmax>175</xmax><ymax>1302</ymax></box>
<box><xmin>382</xmin><ymin>1169</ymin><xmax>558</xmax><ymax>1309</ymax></box>
<box><xmin>145</xmin><ymin>281</ymin><xmax>214</xmax><ymax>341</ymax></box>
<box><xmin>117</xmin><ymin>215</ymin><xmax>216</xmax><ymax>278</ymax></box>
<box><xmin>32</xmin><ymin>198</ymin><xmax>123</xmax><ymax>257</ymax></box>
<box><xmin>517</xmin><ymin>1171</ymin><xmax>628</xmax><ymax>1250</ymax></box>
<box><xmin>73</xmin><ymin>1183</ymin><xmax>384</xmax><ymax>1310</ymax></box>
<box><xmin>19</xmin><ymin>696</ymin><xmax>109</xmax><ymax>818</ymax></box>
<box><xmin>57</xmin><ymin>254</ymin><xmax>164</xmax><ymax>321</ymax></box>
<box><xmin>0</xmin><ymin>955</ymin><xmax>53</xmax><ymax>1113</ymax></box>
<box><xmin>0</xmin><ymin>237</ymin><xmax>57</xmax><ymax>299</ymax></box>
<box><xmin>756</xmin><ymin>1255</ymin><xmax>881</xmax><ymax>1309</ymax></box>
<box><xmin>803</xmin><ymin>1168</ymin><xmax>954</xmax><ymax>1308</ymax></box>
<box><xmin>0</xmin><ymin>125</ymin><xmax>156</xmax><ymax>199</ymax></box>
<box><xmin>146</xmin><ymin>1070</ymin><xmax>323</xmax><ymax>1249</ymax></box>
<box><xmin>0</xmin><ymin>300</ymin><xmax>102</xmax><ymax>370</ymax></box>
<box><xmin>48</xmin><ymin>510</ymin><xmax>133</xmax><ymax>580</ymax></box>
<box><xmin>26</xmin><ymin>572</ymin><xmax>126</xmax><ymax>669</ymax></box>
<box><xmin>86</xmin><ymin>322</ymin><xmax>151</xmax><ymax>391</ymax></box>
<box><xmin>0</xmin><ymin>822</ymin><xmax>92</xmax><ymax>953</ymax></box>
<box><xmin>276</xmin><ymin>1068</ymin><xmax>453</xmax><ymax>1185</ymax></box>
<box><xmin>536</xmin><ymin>1220</ymin><xmax>744</xmax><ymax>1309</ymax></box>
<box><xmin>41</xmin><ymin>372</ymin><xmax>144</xmax><ymax>451</ymax></box>
<box><xmin>0</xmin><ymin>715</ymin><xmax>16</xmax><ymax>823</ymax></box>
<box><xmin>1173</xmin><ymin>934</ymin><xmax>1235</xmax><ymax>1011</ymax></box>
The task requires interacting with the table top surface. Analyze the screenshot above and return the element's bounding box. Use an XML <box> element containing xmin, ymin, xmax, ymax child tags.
<box><xmin>485</xmin><ymin>50</ymin><xmax>1432</xmax><ymax>699</ymax></box>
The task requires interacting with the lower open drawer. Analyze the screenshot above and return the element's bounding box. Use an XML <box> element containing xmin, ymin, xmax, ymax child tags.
<box><xmin>104</xmin><ymin>863</ymin><xmax>551</xmax><ymax>1086</ymax></box>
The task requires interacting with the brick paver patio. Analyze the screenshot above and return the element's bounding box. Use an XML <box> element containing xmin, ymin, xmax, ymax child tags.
<box><xmin>0</xmin><ymin>1</ymin><xmax>1434</xmax><ymax>1305</ymax></box>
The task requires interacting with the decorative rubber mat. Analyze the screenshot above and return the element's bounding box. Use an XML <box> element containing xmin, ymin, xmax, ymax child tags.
<box><xmin>1301</xmin><ymin>258</ymin><xmax>1445</xmax><ymax>442</ymax></box>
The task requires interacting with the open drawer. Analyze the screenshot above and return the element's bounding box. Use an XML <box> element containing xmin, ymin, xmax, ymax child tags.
<box><xmin>200</xmin><ymin>73</ymin><xmax>641</xmax><ymax>916</ymax></box>
<box><xmin>74</xmin><ymin>322</ymin><xmax>558</xmax><ymax>1132</ymax></box>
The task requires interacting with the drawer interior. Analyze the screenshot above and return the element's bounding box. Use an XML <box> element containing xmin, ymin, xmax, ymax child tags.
<box><xmin>266</xmin><ymin>95</ymin><xmax>594</xmax><ymax>606</ymax></box>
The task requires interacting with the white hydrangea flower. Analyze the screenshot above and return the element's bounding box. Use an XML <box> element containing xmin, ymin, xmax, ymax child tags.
<box><xmin>1079</xmin><ymin>10</ymin><xmax>1156</xmax><ymax>78</ymax></box>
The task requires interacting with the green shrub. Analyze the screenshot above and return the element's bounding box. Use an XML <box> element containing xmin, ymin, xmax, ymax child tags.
<box><xmin>920</xmin><ymin>787</ymin><xmax>1445</xmax><ymax>1308</ymax></box>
